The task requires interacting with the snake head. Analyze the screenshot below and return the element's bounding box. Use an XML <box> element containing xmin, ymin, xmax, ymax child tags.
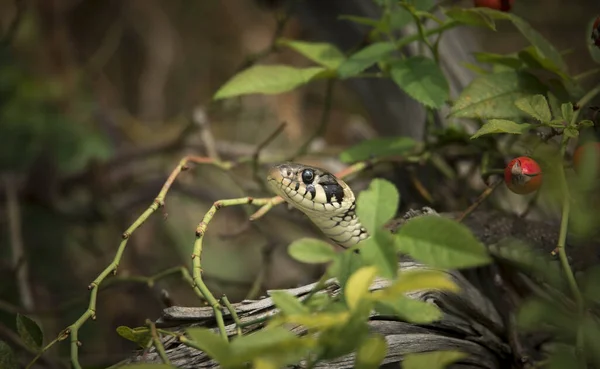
<box><xmin>267</xmin><ymin>162</ymin><xmax>368</xmax><ymax>248</ymax></box>
<box><xmin>267</xmin><ymin>163</ymin><xmax>355</xmax><ymax>213</ymax></box>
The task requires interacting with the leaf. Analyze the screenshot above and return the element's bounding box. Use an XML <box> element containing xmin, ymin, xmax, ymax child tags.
<box><xmin>449</xmin><ymin>71</ymin><xmax>547</xmax><ymax>119</ymax></box>
<box><xmin>16</xmin><ymin>314</ymin><xmax>43</xmax><ymax>352</ymax></box>
<box><xmin>339</xmin><ymin>136</ymin><xmax>419</xmax><ymax>163</ymax></box>
<box><xmin>356</xmin><ymin>178</ymin><xmax>399</xmax><ymax>233</ymax></box>
<box><xmin>403</xmin><ymin>350</ymin><xmax>468</xmax><ymax>369</ymax></box>
<box><xmin>395</xmin><ymin>215</ymin><xmax>492</xmax><ymax>269</ymax></box>
<box><xmin>116</xmin><ymin>326</ymin><xmax>152</xmax><ymax>348</ymax></box>
<box><xmin>475</xmin><ymin>9</ymin><xmax>566</xmax><ymax>72</ymax></box>
<box><xmin>444</xmin><ymin>8</ymin><xmax>495</xmax><ymax>30</ymax></box>
<box><xmin>273</xmin><ymin>311</ymin><xmax>350</xmax><ymax>330</ymax></box>
<box><xmin>390</xmin><ymin>56</ymin><xmax>449</xmax><ymax>109</ymax></box>
<box><xmin>546</xmin><ymin>345</ymin><xmax>587</xmax><ymax>369</ymax></box>
<box><xmin>270</xmin><ymin>290</ymin><xmax>309</xmax><ymax>315</ymax></box>
<box><xmin>277</xmin><ymin>39</ymin><xmax>346</xmax><ymax>70</ymax></box>
<box><xmin>338</xmin><ymin>15</ymin><xmax>380</xmax><ymax>28</ymax></box>
<box><xmin>474</xmin><ymin>52</ymin><xmax>522</xmax><ymax>69</ymax></box>
<box><xmin>470</xmin><ymin>119</ymin><xmax>532</xmax><ymax>139</ymax></box>
<box><xmin>288</xmin><ymin>238</ymin><xmax>337</xmax><ymax>264</ymax></box>
<box><xmin>355</xmin><ymin>334</ymin><xmax>388</xmax><ymax>369</ymax></box>
<box><xmin>213</xmin><ymin>65</ymin><xmax>328</xmax><ymax>99</ymax></box>
<box><xmin>375</xmin><ymin>270</ymin><xmax>459</xmax><ymax>299</ymax></box>
<box><xmin>0</xmin><ymin>340</ymin><xmax>18</xmax><ymax>369</ymax></box>
<box><xmin>516</xmin><ymin>297</ymin><xmax>574</xmax><ymax>334</ymax></box>
<box><xmin>345</xmin><ymin>266</ymin><xmax>378</xmax><ymax>310</ymax></box>
<box><xmin>560</xmin><ymin>102</ymin><xmax>574</xmax><ymax>123</ymax></box>
<box><xmin>563</xmin><ymin>126</ymin><xmax>579</xmax><ymax>138</ymax></box>
<box><xmin>514</xmin><ymin>94</ymin><xmax>552</xmax><ymax>123</ymax></box>
<box><xmin>517</xmin><ymin>46</ymin><xmax>570</xmax><ymax>81</ymax></box>
<box><xmin>337</xmin><ymin>42</ymin><xmax>396</xmax><ymax>78</ymax></box>
<box><xmin>185</xmin><ymin>328</ymin><xmax>230</xmax><ymax>361</ymax></box>
<box><xmin>359</xmin><ymin>232</ymin><xmax>398</xmax><ymax>280</ymax></box>
<box><xmin>375</xmin><ymin>296</ymin><xmax>442</xmax><ymax>324</ymax></box>
<box><xmin>329</xmin><ymin>250</ymin><xmax>365</xmax><ymax>291</ymax></box>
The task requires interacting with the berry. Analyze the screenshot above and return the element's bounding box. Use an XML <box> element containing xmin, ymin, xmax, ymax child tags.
<box><xmin>592</xmin><ymin>16</ymin><xmax>600</xmax><ymax>48</ymax></box>
<box><xmin>504</xmin><ymin>156</ymin><xmax>542</xmax><ymax>194</ymax></box>
<box><xmin>474</xmin><ymin>0</ymin><xmax>514</xmax><ymax>12</ymax></box>
<box><xmin>573</xmin><ymin>142</ymin><xmax>600</xmax><ymax>174</ymax></box>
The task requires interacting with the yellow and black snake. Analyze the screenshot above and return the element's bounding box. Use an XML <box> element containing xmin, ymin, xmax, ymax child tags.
<box><xmin>267</xmin><ymin>162</ymin><xmax>369</xmax><ymax>248</ymax></box>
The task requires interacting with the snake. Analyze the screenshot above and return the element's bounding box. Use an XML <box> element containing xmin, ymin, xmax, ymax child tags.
<box><xmin>267</xmin><ymin>162</ymin><xmax>369</xmax><ymax>248</ymax></box>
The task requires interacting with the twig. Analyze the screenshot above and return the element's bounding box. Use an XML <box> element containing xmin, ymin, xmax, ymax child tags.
<box><xmin>456</xmin><ymin>179</ymin><xmax>502</xmax><ymax>223</ymax></box>
<box><xmin>252</xmin><ymin>122</ymin><xmax>287</xmax><ymax>190</ymax></box>
<box><xmin>289</xmin><ymin>79</ymin><xmax>335</xmax><ymax>160</ymax></box>
<box><xmin>193</xmin><ymin>107</ymin><xmax>221</xmax><ymax>161</ymax></box>
<box><xmin>221</xmin><ymin>296</ymin><xmax>243</xmax><ymax>336</ymax></box>
<box><xmin>191</xmin><ymin>196</ymin><xmax>275</xmax><ymax>340</ymax></box>
<box><xmin>4</xmin><ymin>173</ymin><xmax>34</xmax><ymax>311</ymax></box>
<box><xmin>146</xmin><ymin>319</ymin><xmax>170</xmax><ymax>364</ymax></box>
<box><xmin>26</xmin><ymin>155</ymin><xmax>233</xmax><ymax>369</ymax></box>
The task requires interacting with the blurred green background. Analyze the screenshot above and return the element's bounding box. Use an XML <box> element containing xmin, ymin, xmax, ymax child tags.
<box><xmin>0</xmin><ymin>0</ymin><xmax>599</xmax><ymax>367</ymax></box>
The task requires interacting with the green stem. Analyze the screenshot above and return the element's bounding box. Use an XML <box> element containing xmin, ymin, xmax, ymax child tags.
<box><xmin>395</xmin><ymin>20</ymin><xmax>459</xmax><ymax>50</ymax></box>
<box><xmin>222</xmin><ymin>296</ymin><xmax>243</xmax><ymax>336</ymax></box>
<box><xmin>400</xmin><ymin>2</ymin><xmax>438</xmax><ymax>62</ymax></box>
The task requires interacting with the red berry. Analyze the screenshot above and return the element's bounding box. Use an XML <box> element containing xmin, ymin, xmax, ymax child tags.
<box><xmin>474</xmin><ymin>0</ymin><xmax>514</xmax><ymax>12</ymax></box>
<box><xmin>573</xmin><ymin>142</ymin><xmax>600</xmax><ymax>174</ymax></box>
<box><xmin>504</xmin><ymin>156</ymin><xmax>542</xmax><ymax>194</ymax></box>
<box><xmin>592</xmin><ymin>16</ymin><xmax>600</xmax><ymax>48</ymax></box>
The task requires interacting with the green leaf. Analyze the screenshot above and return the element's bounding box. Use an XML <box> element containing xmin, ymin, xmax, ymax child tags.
<box><xmin>517</xmin><ymin>46</ymin><xmax>570</xmax><ymax>81</ymax></box>
<box><xmin>395</xmin><ymin>215</ymin><xmax>492</xmax><ymax>269</ymax></box>
<box><xmin>474</xmin><ymin>52</ymin><xmax>522</xmax><ymax>69</ymax></box>
<box><xmin>444</xmin><ymin>8</ymin><xmax>495</xmax><ymax>30</ymax></box>
<box><xmin>0</xmin><ymin>341</ymin><xmax>18</xmax><ymax>369</ymax></box>
<box><xmin>390</xmin><ymin>56</ymin><xmax>449</xmax><ymax>109</ymax></box>
<box><xmin>288</xmin><ymin>238</ymin><xmax>337</xmax><ymax>264</ymax></box>
<box><xmin>116</xmin><ymin>326</ymin><xmax>152</xmax><ymax>348</ymax></box>
<box><xmin>579</xmin><ymin>119</ymin><xmax>594</xmax><ymax>128</ymax></box>
<box><xmin>475</xmin><ymin>9</ymin><xmax>566</xmax><ymax>72</ymax></box>
<box><xmin>403</xmin><ymin>350</ymin><xmax>468</xmax><ymax>369</ymax></box>
<box><xmin>560</xmin><ymin>102</ymin><xmax>574</xmax><ymax>123</ymax></box>
<box><xmin>185</xmin><ymin>328</ymin><xmax>230</xmax><ymax>361</ymax></box>
<box><xmin>277</xmin><ymin>39</ymin><xmax>346</xmax><ymax>70</ymax></box>
<box><xmin>516</xmin><ymin>297</ymin><xmax>574</xmax><ymax>334</ymax></box>
<box><xmin>564</xmin><ymin>126</ymin><xmax>579</xmax><ymax>138</ymax></box>
<box><xmin>345</xmin><ymin>266</ymin><xmax>378</xmax><ymax>311</ymax></box>
<box><xmin>339</xmin><ymin>136</ymin><xmax>419</xmax><ymax>163</ymax></box>
<box><xmin>329</xmin><ymin>250</ymin><xmax>365</xmax><ymax>291</ymax></box>
<box><xmin>375</xmin><ymin>270</ymin><xmax>459</xmax><ymax>299</ymax></box>
<box><xmin>213</xmin><ymin>65</ymin><xmax>328</xmax><ymax>99</ymax></box>
<box><xmin>375</xmin><ymin>295</ymin><xmax>442</xmax><ymax>324</ymax></box>
<box><xmin>359</xmin><ymin>232</ymin><xmax>398</xmax><ymax>280</ymax></box>
<box><xmin>338</xmin><ymin>15</ymin><xmax>380</xmax><ymax>28</ymax></box>
<box><xmin>273</xmin><ymin>311</ymin><xmax>350</xmax><ymax>330</ymax></box>
<box><xmin>356</xmin><ymin>178</ymin><xmax>399</xmax><ymax>233</ymax></box>
<box><xmin>514</xmin><ymin>94</ymin><xmax>552</xmax><ymax>123</ymax></box>
<box><xmin>355</xmin><ymin>334</ymin><xmax>387</xmax><ymax>369</ymax></box>
<box><xmin>470</xmin><ymin>119</ymin><xmax>532</xmax><ymax>139</ymax></box>
<box><xmin>337</xmin><ymin>42</ymin><xmax>396</xmax><ymax>78</ymax></box>
<box><xmin>450</xmin><ymin>71</ymin><xmax>547</xmax><ymax>119</ymax></box>
<box><xmin>16</xmin><ymin>314</ymin><xmax>43</xmax><ymax>352</ymax></box>
<box><xmin>270</xmin><ymin>290</ymin><xmax>309</xmax><ymax>315</ymax></box>
<box><xmin>225</xmin><ymin>326</ymin><xmax>315</xmax><ymax>368</ymax></box>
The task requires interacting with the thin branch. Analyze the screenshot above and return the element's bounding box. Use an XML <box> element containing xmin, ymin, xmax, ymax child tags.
<box><xmin>252</xmin><ymin>122</ymin><xmax>287</xmax><ymax>190</ymax></box>
<box><xmin>289</xmin><ymin>79</ymin><xmax>336</xmax><ymax>160</ymax></box>
<box><xmin>4</xmin><ymin>173</ymin><xmax>34</xmax><ymax>311</ymax></box>
<box><xmin>456</xmin><ymin>179</ymin><xmax>502</xmax><ymax>223</ymax></box>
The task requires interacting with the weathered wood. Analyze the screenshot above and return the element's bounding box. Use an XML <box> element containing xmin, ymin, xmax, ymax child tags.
<box><xmin>118</xmin><ymin>208</ymin><xmax>599</xmax><ymax>369</ymax></box>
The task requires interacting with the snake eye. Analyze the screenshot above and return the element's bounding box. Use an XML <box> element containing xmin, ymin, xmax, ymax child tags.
<box><xmin>301</xmin><ymin>169</ymin><xmax>314</xmax><ymax>184</ymax></box>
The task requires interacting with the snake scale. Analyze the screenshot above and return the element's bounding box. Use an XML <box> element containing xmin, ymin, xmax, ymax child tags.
<box><xmin>267</xmin><ymin>162</ymin><xmax>369</xmax><ymax>248</ymax></box>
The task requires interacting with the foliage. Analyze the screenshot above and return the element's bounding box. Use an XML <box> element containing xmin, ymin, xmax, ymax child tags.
<box><xmin>8</xmin><ymin>1</ymin><xmax>600</xmax><ymax>369</ymax></box>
